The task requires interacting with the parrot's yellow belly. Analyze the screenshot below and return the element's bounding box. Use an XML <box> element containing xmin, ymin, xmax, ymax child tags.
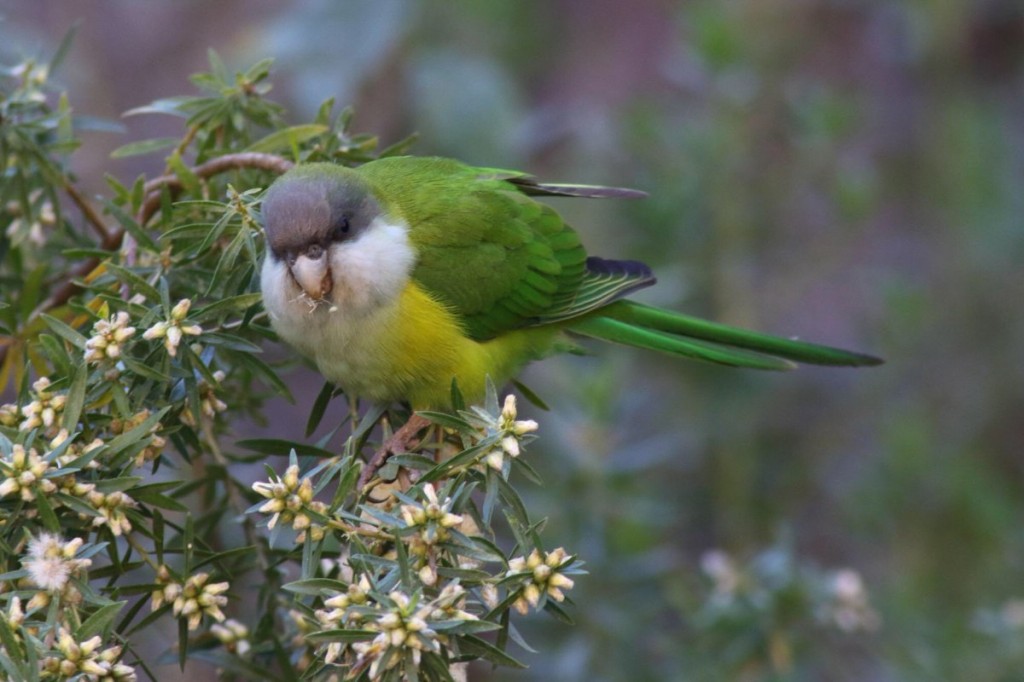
<box><xmin>293</xmin><ymin>282</ymin><xmax>555</xmax><ymax>408</ymax></box>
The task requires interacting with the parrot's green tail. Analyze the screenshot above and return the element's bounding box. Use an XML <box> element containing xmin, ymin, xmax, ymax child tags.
<box><xmin>570</xmin><ymin>300</ymin><xmax>882</xmax><ymax>370</ymax></box>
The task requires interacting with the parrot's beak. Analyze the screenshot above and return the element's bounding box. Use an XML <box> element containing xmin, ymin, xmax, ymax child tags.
<box><xmin>290</xmin><ymin>248</ymin><xmax>333</xmax><ymax>300</ymax></box>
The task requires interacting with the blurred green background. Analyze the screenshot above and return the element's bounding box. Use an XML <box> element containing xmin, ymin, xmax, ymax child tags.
<box><xmin>4</xmin><ymin>1</ymin><xmax>1024</xmax><ymax>680</ymax></box>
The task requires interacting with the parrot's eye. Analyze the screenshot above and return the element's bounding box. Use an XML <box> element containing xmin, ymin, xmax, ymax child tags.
<box><xmin>332</xmin><ymin>217</ymin><xmax>351</xmax><ymax>241</ymax></box>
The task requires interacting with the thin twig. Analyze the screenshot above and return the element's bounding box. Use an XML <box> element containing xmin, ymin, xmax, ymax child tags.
<box><xmin>169</xmin><ymin>124</ymin><xmax>201</xmax><ymax>165</ymax></box>
<box><xmin>63</xmin><ymin>181</ymin><xmax>113</xmax><ymax>244</ymax></box>
<box><xmin>125</xmin><ymin>532</ymin><xmax>160</xmax><ymax>571</ymax></box>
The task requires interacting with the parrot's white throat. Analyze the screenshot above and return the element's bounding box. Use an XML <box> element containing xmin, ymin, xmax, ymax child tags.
<box><xmin>260</xmin><ymin>216</ymin><xmax>417</xmax><ymax>392</ymax></box>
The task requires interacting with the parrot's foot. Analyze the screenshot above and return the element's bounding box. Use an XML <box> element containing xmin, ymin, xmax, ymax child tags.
<box><xmin>358</xmin><ymin>413</ymin><xmax>433</xmax><ymax>491</ymax></box>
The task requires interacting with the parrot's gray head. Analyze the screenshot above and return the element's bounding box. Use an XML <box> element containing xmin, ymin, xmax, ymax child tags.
<box><xmin>262</xmin><ymin>164</ymin><xmax>385</xmax><ymax>301</ymax></box>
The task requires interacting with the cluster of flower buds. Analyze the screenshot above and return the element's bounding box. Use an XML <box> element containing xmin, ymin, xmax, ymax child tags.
<box><xmin>151</xmin><ymin>567</ymin><xmax>230</xmax><ymax>632</ymax></box>
<box><xmin>400</xmin><ymin>483</ymin><xmax>464</xmax><ymax>565</ymax></box>
<box><xmin>180</xmin><ymin>369</ymin><xmax>229</xmax><ymax>426</ymax></box>
<box><xmin>84</xmin><ymin>311</ymin><xmax>136</xmax><ymax>364</ymax></box>
<box><xmin>505</xmin><ymin>547</ymin><xmax>576</xmax><ymax>615</ymax></box>
<box><xmin>4</xmin><ymin>188</ymin><xmax>55</xmax><ymax>245</ymax></box>
<box><xmin>86</xmin><ymin>489</ymin><xmax>137</xmax><ymax>537</ymax></box>
<box><xmin>482</xmin><ymin>395</ymin><xmax>539</xmax><ymax>471</ymax></box>
<box><xmin>41</xmin><ymin>629</ymin><xmax>136</xmax><ymax>681</ymax></box>
<box><xmin>0</xmin><ymin>444</ymin><xmax>56</xmax><ymax>502</ymax></box>
<box><xmin>142</xmin><ymin>298</ymin><xmax>202</xmax><ymax>357</ymax></box>
<box><xmin>109</xmin><ymin>410</ymin><xmax>167</xmax><ymax>468</ymax></box>
<box><xmin>18</xmin><ymin>377</ymin><xmax>66</xmax><ymax>433</ymax></box>
<box><xmin>351</xmin><ymin>590</ymin><xmax>442</xmax><ymax>679</ymax></box>
<box><xmin>251</xmin><ymin>464</ymin><xmax>328</xmax><ymax>541</ymax></box>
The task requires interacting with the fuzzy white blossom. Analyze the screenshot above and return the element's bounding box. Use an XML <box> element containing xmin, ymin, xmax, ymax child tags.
<box><xmin>23</xmin><ymin>533</ymin><xmax>91</xmax><ymax>592</ymax></box>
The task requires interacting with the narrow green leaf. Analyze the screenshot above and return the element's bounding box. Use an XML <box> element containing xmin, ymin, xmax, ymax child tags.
<box><xmin>111</xmin><ymin>137</ymin><xmax>180</xmax><ymax>159</ymax></box>
<box><xmin>511</xmin><ymin>379</ymin><xmax>550</xmax><ymax>411</ymax></box>
<box><xmin>105</xmin><ymin>200</ymin><xmax>159</xmax><ymax>251</ymax></box>
<box><xmin>482</xmin><ymin>468</ymin><xmax>499</xmax><ymax>526</ymax></box>
<box><xmin>184</xmin><ymin>649</ymin><xmax>281</xmax><ymax>681</ymax></box>
<box><xmin>104</xmin><ymin>407</ymin><xmax>169</xmax><ymax>458</ymax></box>
<box><xmin>283</xmin><ymin>578</ymin><xmax>349</xmax><ymax>595</ymax></box>
<box><xmin>234</xmin><ymin>352</ymin><xmax>293</xmax><ymax>401</ymax></box>
<box><xmin>37</xmin><ymin>333</ymin><xmax>73</xmax><ymax>376</ymax></box>
<box><xmin>200</xmin><ymin>332</ymin><xmax>262</xmax><ymax>353</ymax></box>
<box><xmin>457</xmin><ymin>634</ymin><xmax>526</xmax><ymax>668</ymax></box>
<box><xmin>394</xmin><ymin>529</ymin><xmax>411</xmax><ymax>590</ymax></box>
<box><xmin>61</xmin><ymin>363</ymin><xmax>87</xmax><ymax>431</ymax></box>
<box><xmin>245</xmin><ymin>124</ymin><xmax>329</xmax><ymax>154</ymax></box>
<box><xmin>194</xmin><ymin>292</ymin><xmax>263</xmax><ymax>321</ymax></box>
<box><xmin>167</xmin><ymin>153</ymin><xmax>200</xmax><ymax>196</ymax></box>
<box><xmin>40</xmin><ymin>313</ymin><xmax>87</xmax><ymax>349</ymax></box>
<box><xmin>450</xmin><ymin>377</ymin><xmax>465</xmax><ymax>412</ymax></box>
<box><xmin>543</xmin><ymin>599</ymin><xmax>575</xmax><ymax>625</ymax></box>
<box><xmin>34</xmin><ymin>491</ymin><xmax>60</xmax><ymax>532</ymax></box>
<box><xmin>77</xmin><ymin>601</ymin><xmax>126</xmax><ymax>639</ymax></box>
<box><xmin>103</xmin><ymin>262</ymin><xmax>161</xmax><ymax>302</ymax></box>
<box><xmin>49</xmin><ymin>22</ymin><xmax>80</xmax><ymax>75</ymax></box>
<box><xmin>121</xmin><ymin>357</ymin><xmax>170</xmax><ymax>382</ymax></box>
<box><xmin>123</xmin><ymin>97</ymin><xmax>192</xmax><ymax>118</ymax></box>
<box><xmin>306</xmin><ymin>381</ymin><xmax>337</xmax><ymax>437</ymax></box>
<box><xmin>429</xmin><ymin>619</ymin><xmax>500</xmax><ymax>635</ymax></box>
<box><xmin>183</xmin><ymin>513</ymin><xmax>195</xmax><ymax>574</ymax></box>
<box><xmin>177</xmin><ymin>612</ymin><xmax>188</xmax><ymax>671</ymax></box>
<box><xmin>416</xmin><ymin>411</ymin><xmax>473</xmax><ymax>432</ymax></box>
<box><xmin>131</xmin><ymin>489</ymin><xmax>188</xmax><ymax>512</ymax></box>
<box><xmin>236</xmin><ymin>438</ymin><xmax>336</xmax><ymax>458</ymax></box>
<box><xmin>378</xmin><ymin>133</ymin><xmax>419</xmax><ymax>158</ymax></box>
<box><xmin>304</xmin><ymin>629</ymin><xmax>377</xmax><ymax>644</ymax></box>
<box><xmin>315</xmin><ymin>97</ymin><xmax>335</xmax><ymax>125</ymax></box>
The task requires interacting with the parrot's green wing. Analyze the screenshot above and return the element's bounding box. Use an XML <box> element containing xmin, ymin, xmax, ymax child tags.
<box><xmin>358</xmin><ymin>156</ymin><xmax>650</xmax><ymax>340</ymax></box>
<box><xmin>357</xmin><ymin>157</ymin><xmax>882</xmax><ymax>370</ymax></box>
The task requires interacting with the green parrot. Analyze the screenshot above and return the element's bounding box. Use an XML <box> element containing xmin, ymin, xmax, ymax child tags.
<box><xmin>259</xmin><ymin>157</ymin><xmax>880</xmax><ymax>411</ymax></box>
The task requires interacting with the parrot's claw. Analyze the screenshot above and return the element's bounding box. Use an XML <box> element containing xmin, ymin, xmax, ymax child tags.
<box><xmin>358</xmin><ymin>413</ymin><xmax>433</xmax><ymax>491</ymax></box>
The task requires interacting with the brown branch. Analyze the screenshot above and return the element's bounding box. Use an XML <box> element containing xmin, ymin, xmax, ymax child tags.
<box><xmin>0</xmin><ymin>152</ymin><xmax>294</xmax><ymax>368</ymax></box>
<box><xmin>63</xmin><ymin>181</ymin><xmax>114</xmax><ymax>245</ymax></box>
<box><xmin>138</xmin><ymin>152</ymin><xmax>294</xmax><ymax>226</ymax></box>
